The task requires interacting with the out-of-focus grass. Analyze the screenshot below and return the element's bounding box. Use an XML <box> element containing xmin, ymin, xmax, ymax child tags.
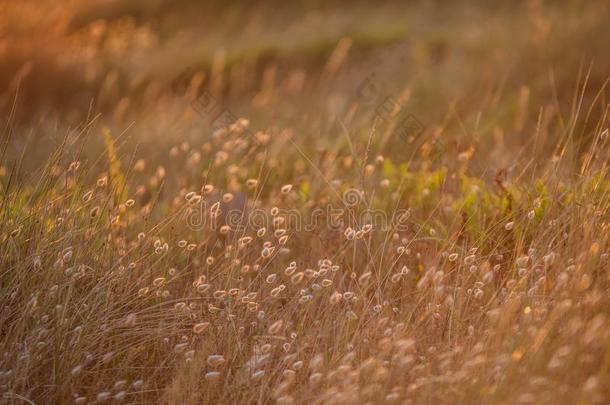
<box><xmin>1</xmin><ymin>1</ymin><xmax>610</xmax><ymax>405</ymax></box>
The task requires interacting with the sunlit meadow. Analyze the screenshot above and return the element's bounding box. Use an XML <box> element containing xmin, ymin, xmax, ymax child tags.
<box><xmin>1</xmin><ymin>1</ymin><xmax>609</xmax><ymax>404</ymax></box>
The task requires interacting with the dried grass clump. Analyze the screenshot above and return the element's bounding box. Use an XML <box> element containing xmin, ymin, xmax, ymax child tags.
<box><xmin>1</xmin><ymin>2</ymin><xmax>610</xmax><ymax>404</ymax></box>
<box><xmin>1</xmin><ymin>102</ymin><xmax>608</xmax><ymax>404</ymax></box>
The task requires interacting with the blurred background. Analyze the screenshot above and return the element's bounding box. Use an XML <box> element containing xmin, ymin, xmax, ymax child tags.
<box><xmin>1</xmin><ymin>0</ymin><xmax>609</xmax><ymax>175</ymax></box>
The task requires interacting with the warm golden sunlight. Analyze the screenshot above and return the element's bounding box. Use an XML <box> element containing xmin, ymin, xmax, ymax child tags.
<box><xmin>1</xmin><ymin>1</ymin><xmax>609</xmax><ymax>404</ymax></box>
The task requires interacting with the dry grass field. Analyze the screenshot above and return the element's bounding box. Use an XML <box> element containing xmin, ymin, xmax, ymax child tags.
<box><xmin>1</xmin><ymin>1</ymin><xmax>610</xmax><ymax>404</ymax></box>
